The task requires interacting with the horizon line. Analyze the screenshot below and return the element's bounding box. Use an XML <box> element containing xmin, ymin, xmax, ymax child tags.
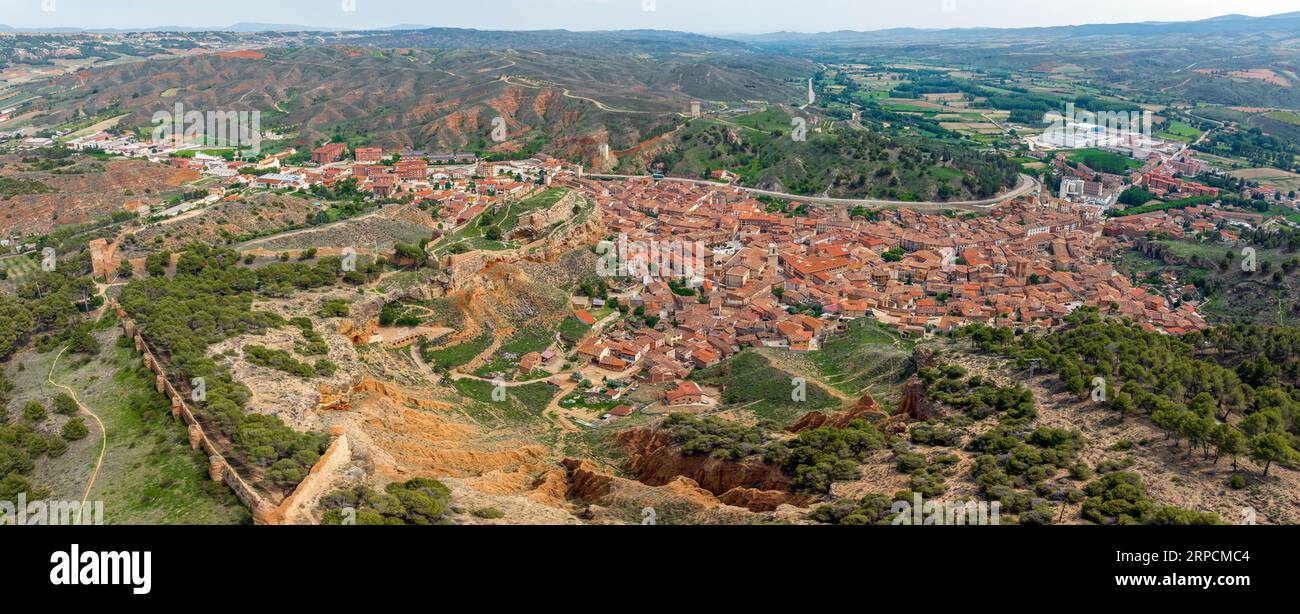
<box><xmin>2</xmin><ymin>11</ymin><xmax>1295</xmax><ymax>36</ymax></box>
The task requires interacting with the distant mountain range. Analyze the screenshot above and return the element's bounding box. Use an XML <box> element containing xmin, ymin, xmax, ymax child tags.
<box><xmin>0</xmin><ymin>22</ymin><xmax>421</xmax><ymax>33</ymax></box>
<box><xmin>1</xmin><ymin>11</ymin><xmax>1298</xmax><ymax>38</ymax></box>
<box><xmin>335</xmin><ymin>28</ymin><xmax>758</xmax><ymax>55</ymax></box>
<box><xmin>725</xmin><ymin>12</ymin><xmax>1300</xmax><ymax>46</ymax></box>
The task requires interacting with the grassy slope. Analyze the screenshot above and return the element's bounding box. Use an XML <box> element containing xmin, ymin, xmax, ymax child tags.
<box><xmin>7</xmin><ymin>329</ymin><xmax>249</xmax><ymax>525</ymax></box>
<box><xmin>691</xmin><ymin>352</ymin><xmax>840</xmax><ymax>424</ymax></box>
<box><xmin>422</xmin><ymin>330</ymin><xmax>494</xmax><ymax>369</ymax></box>
<box><xmin>451</xmin><ymin>379</ymin><xmax>558</xmax><ymax>423</ymax></box>
<box><xmin>433</xmin><ymin>188</ymin><xmax>569</xmax><ymax>255</ymax></box>
<box><xmin>473</xmin><ymin>325</ymin><xmax>558</xmax><ymax>378</ymax></box>
<box><xmin>809</xmin><ymin>320</ymin><xmax>915</xmax><ymax>408</ymax></box>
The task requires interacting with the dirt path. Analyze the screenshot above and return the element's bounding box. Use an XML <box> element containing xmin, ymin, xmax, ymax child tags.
<box><xmin>544</xmin><ymin>381</ymin><xmax>583</xmax><ymax>438</ymax></box>
<box><xmin>47</xmin><ymin>346</ymin><xmax>106</xmax><ymax>523</ymax></box>
<box><xmin>235</xmin><ymin>203</ymin><xmax>400</xmax><ymax>251</ymax></box>
<box><xmin>449</xmin><ymin>371</ymin><xmax>566</xmax><ymax>387</ymax></box>
<box><xmin>409</xmin><ymin>344</ymin><xmax>439</xmax><ymax>382</ymax></box>
<box><xmin>91</xmin><ymin>281</ymin><xmax>126</xmax><ymax>319</ymax></box>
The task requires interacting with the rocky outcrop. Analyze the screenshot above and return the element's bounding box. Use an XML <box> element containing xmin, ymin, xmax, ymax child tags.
<box><xmin>611</xmin><ymin>429</ymin><xmax>809</xmax><ymax>511</ymax></box>
<box><xmin>788</xmin><ymin>392</ymin><xmax>890</xmax><ymax>433</ymax></box>
<box><xmin>900</xmin><ymin>376</ymin><xmax>943</xmax><ymax>421</ymax></box>
<box><xmin>526</xmin><ymin>468</ymin><xmax>571</xmax><ymax>507</ymax></box>
<box><xmin>339</xmin><ymin>319</ymin><xmax>379</xmax><ymax>346</ymax></box>
<box><xmin>562</xmin><ymin>459</ymin><xmax>618</xmax><ymax>503</ymax></box>
<box><xmin>718</xmin><ymin>487</ymin><xmax>795</xmax><ymax>513</ymax></box>
<box><xmin>552</xmin><ymin>459</ymin><xmax>784</xmax><ymax>523</ymax></box>
<box><xmin>351</xmin><ymin>379</ymin><xmax>452</xmax><ymax>412</ymax></box>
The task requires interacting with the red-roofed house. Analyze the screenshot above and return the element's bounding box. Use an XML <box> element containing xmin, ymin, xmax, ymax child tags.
<box><xmin>664</xmin><ymin>381</ymin><xmax>704</xmax><ymax>406</ymax></box>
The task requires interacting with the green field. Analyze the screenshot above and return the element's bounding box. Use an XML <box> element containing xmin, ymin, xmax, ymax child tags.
<box><xmin>473</xmin><ymin>325</ymin><xmax>557</xmax><ymax>378</ymax></box>
<box><xmin>558</xmin><ymin>316</ymin><xmax>593</xmax><ymax>344</ymax></box>
<box><xmin>499</xmin><ymin>325</ymin><xmax>556</xmax><ymax>356</ymax></box>
<box><xmin>1264</xmin><ymin>204</ymin><xmax>1300</xmax><ymax>224</ymax></box>
<box><xmin>1156</xmin><ymin>120</ymin><xmax>1204</xmax><ymax>143</ymax></box>
<box><xmin>1266</xmin><ymin>111</ymin><xmax>1300</xmax><ymax>126</ymax></box>
<box><xmin>451</xmin><ymin>379</ymin><xmax>558</xmax><ymax>422</ymax></box>
<box><xmin>928</xmin><ymin>166</ymin><xmax>964</xmax><ymax>181</ymax></box>
<box><xmin>729</xmin><ymin>107</ymin><xmax>802</xmax><ymax>132</ymax></box>
<box><xmin>421</xmin><ymin>330</ymin><xmax>494</xmax><ymax>369</ymax></box>
<box><xmin>1155</xmin><ymin>240</ymin><xmax>1291</xmax><ymax>271</ymax></box>
<box><xmin>1066</xmin><ymin>148</ymin><xmax>1142</xmax><ymax>173</ymax></box>
<box><xmin>881</xmin><ymin>103</ymin><xmax>939</xmax><ymax>114</ymax></box>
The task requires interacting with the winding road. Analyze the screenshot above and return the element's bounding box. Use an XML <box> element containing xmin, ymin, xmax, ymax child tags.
<box><xmin>585</xmin><ymin>173</ymin><xmax>1041</xmax><ymax>212</ymax></box>
<box><xmin>501</xmin><ymin>75</ymin><xmax>653</xmax><ymax>114</ymax></box>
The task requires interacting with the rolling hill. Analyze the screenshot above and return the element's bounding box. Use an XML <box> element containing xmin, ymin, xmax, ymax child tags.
<box><xmin>27</xmin><ymin>44</ymin><xmax>813</xmax><ymax>159</ymax></box>
<box><xmin>730</xmin><ymin>13</ymin><xmax>1300</xmax><ymax>109</ymax></box>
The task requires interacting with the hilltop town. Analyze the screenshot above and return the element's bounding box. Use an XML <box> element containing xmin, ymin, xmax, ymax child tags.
<box><xmin>8</xmin><ymin>123</ymin><xmax>1287</xmax><ymax>409</ymax></box>
<box><xmin>3</xmin><ymin>12</ymin><xmax>1300</xmax><ymax>532</ymax></box>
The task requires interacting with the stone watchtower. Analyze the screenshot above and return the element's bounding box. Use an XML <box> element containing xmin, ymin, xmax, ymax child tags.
<box><xmin>88</xmin><ymin>238</ymin><xmax>120</xmax><ymax>279</ymax></box>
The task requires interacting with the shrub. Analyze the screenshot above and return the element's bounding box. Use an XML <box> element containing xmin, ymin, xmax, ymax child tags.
<box><xmin>319</xmin><ymin>478</ymin><xmax>453</xmax><ymax>525</ymax></box>
<box><xmin>809</xmin><ymin>494</ymin><xmax>899</xmax><ymax>525</ymax></box>
<box><xmin>61</xmin><ymin>418</ymin><xmax>89</xmax><ymax>441</ymax></box>
<box><xmin>52</xmin><ymin>393</ymin><xmax>79</xmax><ymax>416</ymax></box>
<box><xmin>1082</xmin><ymin>472</ymin><xmax>1219</xmax><ymax>525</ymax></box>
<box><xmin>22</xmin><ymin>401</ymin><xmax>47</xmax><ymax>423</ymax></box>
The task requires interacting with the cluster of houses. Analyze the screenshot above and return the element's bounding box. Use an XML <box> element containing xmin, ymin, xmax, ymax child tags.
<box><xmin>553</xmin><ymin>175</ymin><xmax>1213</xmax><ymax>394</ymax></box>
<box><xmin>56</xmin><ymin>131</ymin><xmax>589</xmax><ymax>231</ymax></box>
<box><xmin>1104</xmin><ymin>203</ymin><xmax>1290</xmax><ymax>242</ymax></box>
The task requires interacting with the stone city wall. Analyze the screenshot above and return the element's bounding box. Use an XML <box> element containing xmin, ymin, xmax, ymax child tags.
<box><xmin>113</xmin><ymin>301</ymin><xmax>348</xmax><ymax>525</ymax></box>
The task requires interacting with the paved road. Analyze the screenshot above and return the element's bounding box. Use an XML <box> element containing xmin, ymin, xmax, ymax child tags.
<box><xmin>502</xmin><ymin>76</ymin><xmax>653</xmax><ymax>115</ymax></box>
<box><xmin>585</xmin><ymin>173</ymin><xmax>1040</xmax><ymax>211</ymax></box>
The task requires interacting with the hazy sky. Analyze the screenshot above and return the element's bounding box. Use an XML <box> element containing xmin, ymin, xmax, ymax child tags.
<box><xmin>3</xmin><ymin>0</ymin><xmax>1299</xmax><ymax>33</ymax></box>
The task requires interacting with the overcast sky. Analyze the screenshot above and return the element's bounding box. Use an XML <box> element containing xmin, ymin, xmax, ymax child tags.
<box><xmin>3</xmin><ymin>0</ymin><xmax>1299</xmax><ymax>33</ymax></box>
